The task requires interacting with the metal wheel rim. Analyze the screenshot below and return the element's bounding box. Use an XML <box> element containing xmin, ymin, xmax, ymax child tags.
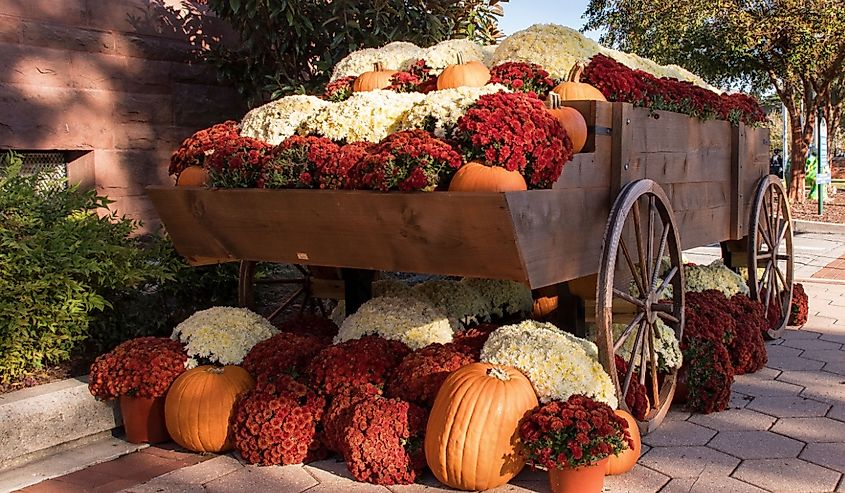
<box><xmin>596</xmin><ymin>179</ymin><xmax>685</xmax><ymax>434</ymax></box>
<box><xmin>747</xmin><ymin>176</ymin><xmax>794</xmax><ymax>339</ymax></box>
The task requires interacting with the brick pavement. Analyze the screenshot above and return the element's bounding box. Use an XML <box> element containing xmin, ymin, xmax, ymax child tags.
<box><xmin>13</xmin><ymin>276</ymin><xmax>845</xmax><ymax>493</ymax></box>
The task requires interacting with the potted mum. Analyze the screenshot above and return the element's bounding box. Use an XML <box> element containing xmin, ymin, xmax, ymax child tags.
<box><xmin>89</xmin><ymin>337</ymin><xmax>187</xmax><ymax>444</ymax></box>
<box><xmin>518</xmin><ymin>395</ymin><xmax>633</xmax><ymax>493</ymax></box>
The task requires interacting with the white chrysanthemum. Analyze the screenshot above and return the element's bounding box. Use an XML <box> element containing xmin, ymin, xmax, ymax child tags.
<box><xmin>172</xmin><ymin>307</ymin><xmax>277</xmax><ymax>366</ymax></box>
<box><xmin>334</xmin><ymin>296</ymin><xmax>453</xmax><ymax>350</ymax></box>
<box><xmin>397</xmin><ymin>84</ymin><xmax>510</xmax><ymax>138</ymax></box>
<box><xmin>481</xmin><ymin>321</ymin><xmax>618</xmax><ymax>406</ymax></box>
<box><xmin>297</xmin><ymin>90</ymin><xmax>425</xmax><ymax>142</ymax></box>
<box><xmin>372</xmin><ymin>279</ymin><xmax>414</xmax><ymax>298</ymax></box>
<box><xmin>460</xmin><ymin>278</ymin><xmax>533</xmax><ymax>318</ymax></box>
<box><xmin>331</xmin><ymin>41</ymin><xmax>422</xmax><ymax>81</ymax></box>
<box><xmin>604</xmin><ymin>319</ymin><xmax>683</xmax><ymax>373</ymax></box>
<box><xmin>480</xmin><ymin>44</ymin><xmax>497</xmax><ymax>67</ymax></box>
<box><xmin>240</xmin><ymin>95</ymin><xmax>330</xmax><ymax>145</ymax></box>
<box><xmin>413</xmin><ymin>38</ymin><xmax>486</xmax><ymax>75</ymax></box>
<box><xmin>412</xmin><ymin>280</ymin><xmax>490</xmax><ymax>328</ymax></box>
<box><xmin>684</xmin><ymin>259</ymin><xmax>750</xmax><ymax>297</ymax></box>
<box><xmin>330</xmin><ymin>300</ymin><xmax>347</xmax><ymax>326</ymax></box>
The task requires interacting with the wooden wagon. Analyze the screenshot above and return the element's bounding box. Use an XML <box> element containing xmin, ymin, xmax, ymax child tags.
<box><xmin>148</xmin><ymin>101</ymin><xmax>792</xmax><ymax>433</ymax></box>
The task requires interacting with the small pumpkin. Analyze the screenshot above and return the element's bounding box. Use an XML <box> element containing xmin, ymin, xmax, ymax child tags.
<box><xmin>164</xmin><ymin>365</ymin><xmax>255</xmax><ymax>453</ymax></box>
<box><xmin>606</xmin><ymin>409</ymin><xmax>642</xmax><ymax>475</ymax></box>
<box><xmin>551</xmin><ymin>62</ymin><xmax>607</xmax><ymax>101</ymax></box>
<box><xmin>546</xmin><ymin>93</ymin><xmax>588</xmax><ymax>153</ymax></box>
<box><xmin>425</xmin><ymin>362</ymin><xmax>539</xmax><ymax>491</ymax></box>
<box><xmin>532</xmin><ymin>285</ymin><xmax>559</xmax><ymax>320</ymax></box>
<box><xmin>448</xmin><ymin>161</ymin><xmax>527</xmax><ymax>192</ymax></box>
<box><xmin>353</xmin><ymin>62</ymin><xmax>397</xmax><ymax>92</ymax></box>
<box><xmin>176</xmin><ymin>166</ymin><xmax>207</xmax><ymax>187</ymax></box>
<box><xmin>436</xmin><ymin>53</ymin><xmax>490</xmax><ymax>90</ymax></box>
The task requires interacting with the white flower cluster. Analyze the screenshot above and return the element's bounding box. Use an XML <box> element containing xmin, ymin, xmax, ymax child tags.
<box><xmin>412</xmin><ymin>280</ymin><xmax>490</xmax><ymax>328</ymax></box>
<box><xmin>460</xmin><ymin>278</ymin><xmax>533</xmax><ymax>318</ymax></box>
<box><xmin>491</xmin><ymin>23</ymin><xmax>717</xmax><ymax>91</ymax></box>
<box><xmin>372</xmin><ymin>279</ymin><xmax>415</xmax><ymax>298</ymax></box>
<box><xmin>397</xmin><ymin>84</ymin><xmax>510</xmax><ymax>138</ymax></box>
<box><xmin>171</xmin><ymin>307</ymin><xmax>277</xmax><ymax>367</ymax></box>
<box><xmin>415</xmin><ymin>39</ymin><xmax>486</xmax><ymax>75</ymax></box>
<box><xmin>330</xmin><ymin>41</ymin><xmax>421</xmax><ymax>81</ymax></box>
<box><xmin>297</xmin><ymin>90</ymin><xmax>425</xmax><ymax>142</ymax></box>
<box><xmin>481</xmin><ymin>321</ymin><xmax>618</xmax><ymax>407</ymax></box>
<box><xmin>240</xmin><ymin>95</ymin><xmax>330</xmax><ymax>145</ymax></box>
<box><xmin>685</xmin><ymin>259</ymin><xmax>750</xmax><ymax>297</ymax></box>
<box><xmin>609</xmin><ymin>319</ymin><xmax>683</xmax><ymax>373</ymax></box>
<box><xmin>334</xmin><ymin>296</ymin><xmax>453</xmax><ymax>350</ymax></box>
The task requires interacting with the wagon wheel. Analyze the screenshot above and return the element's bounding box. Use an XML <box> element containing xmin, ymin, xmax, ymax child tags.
<box><xmin>596</xmin><ymin>179</ymin><xmax>684</xmax><ymax>435</ymax></box>
<box><xmin>238</xmin><ymin>261</ymin><xmax>333</xmax><ymax>323</ymax></box>
<box><xmin>748</xmin><ymin>175</ymin><xmax>794</xmax><ymax>339</ymax></box>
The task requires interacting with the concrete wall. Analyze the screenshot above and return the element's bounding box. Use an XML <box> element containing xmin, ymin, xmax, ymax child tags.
<box><xmin>0</xmin><ymin>0</ymin><xmax>246</xmax><ymax>229</ymax></box>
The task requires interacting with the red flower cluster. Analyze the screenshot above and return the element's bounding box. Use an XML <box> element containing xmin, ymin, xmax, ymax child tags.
<box><xmin>582</xmin><ymin>54</ymin><xmax>766</xmax><ymax>125</ymax></box>
<box><xmin>489</xmin><ymin>62</ymin><xmax>556</xmax><ymax>99</ymax></box>
<box><xmin>88</xmin><ymin>337</ymin><xmax>187</xmax><ymax>400</ymax></box>
<box><xmin>241</xmin><ymin>332</ymin><xmax>327</xmax><ymax>387</ymax></box>
<box><xmin>231</xmin><ymin>375</ymin><xmax>327</xmax><ymax>465</ymax></box>
<box><xmin>385</xmin><ymin>343</ymin><xmax>475</xmax><ymax>406</ymax></box>
<box><xmin>681</xmin><ymin>337</ymin><xmax>734</xmax><ymax>414</ymax></box>
<box><xmin>614</xmin><ymin>355</ymin><xmax>649</xmax><ymax>421</ymax></box>
<box><xmin>322</xmin><ymin>384</ymin><xmax>383</xmax><ymax>453</ymax></box>
<box><xmin>447</xmin><ymin>323</ymin><xmax>499</xmax><ymax>359</ymax></box>
<box><xmin>325</xmin><ymin>141</ymin><xmax>373</xmax><ymax>190</ymax></box>
<box><xmin>453</xmin><ymin>92</ymin><xmax>573</xmax><ymax>189</ymax></box>
<box><xmin>684</xmin><ymin>290</ymin><xmax>737</xmax><ymax>345</ymax></box>
<box><xmin>331</xmin><ymin>388</ymin><xmax>428</xmax><ymax>485</ymax></box>
<box><xmin>262</xmin><ymin>136</ymin><xmax>341</xmax><ymax>189</ymax></box>
<box><xmin>274</xmin><ymin>313</ymin><xmax>339</xmax><ymax>342</ymax></box>
<box><xmin>205</xmin><ymin>136</ymin><xmax>273</xmax><ymax>188</ymax></box>
<box><xmin>388</xmin><ymin>60</ymin><xmax>436</xmax><ymax>93</ymax></box>
<box><xmin>306</xmin><ymin>336</ymin><xmax>411</xmax><ymax>396</ymax></box>
<box><xmin>789</xmin><ymin>283</ymin><xmax>809</xmax><ymax>326</ymax></box>
<box><xmin>356</xmin><ymin>130</ymin><xmax>464</xmax><ymax>191</ymax></box>
<box><xmin>322</xmin><ymin>76</ymin><xmax>357</xmax><ymax>102</ymax></box>
<box><xmin>169</xmin><ymin>121</ymin><xmax>239</xmax><ymax>176</ymax></box>
<box><xmin>519</xmin><ymin>395</ymin><xmax>633</xmax><ymax>469</ymax></box>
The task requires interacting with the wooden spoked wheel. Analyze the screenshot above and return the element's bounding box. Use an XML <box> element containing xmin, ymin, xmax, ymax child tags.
<box><xmin>748</xmin><ymin>176</ymin><xmax>794</xmax><ymax>339</ymax></box>
<box><xmin>596</xmin><ymin>179</ymin><xmax>685</xmax><ymax>434</ymax></box>
<box><xmin>238</xmin><ymin>261</ymin><xmax>336</xmax><ymax>322</ymax></box>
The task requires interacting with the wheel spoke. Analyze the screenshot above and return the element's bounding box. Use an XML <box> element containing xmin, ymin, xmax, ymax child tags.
<box><xmin>651</xmin><ymin>225</ymin><xmax>670</xmax><ymax>289</ymax></box>
<box><xmin>648</xmin><ymin>323</ymin><xmax>660</xmax><ymax>408</ymax></box>
<box><xmin>655</xmin><ymin>266</ymin><xmax>678</xmax><ymax>296</ymax></box>
<box><xmin>613</xmin><ymin>288</ymin><xmax>645</xmax><ymax>307</ymax></box>
<box><xmin>774</xmin><ymin>263</ymin><xmax>788</xmax><ymax>289</ymax></box>
<box><xmin>632</xmin><ymin>200</ymin><xmax>651</xmax><ymax>295</ymax></box>
<box><xmin>621</xmin><ymin>238</ymin><xmax>647</xmax><ymax>298</ymax></box>
<box><xmin>614</xmin><ymin>312</ymin><xmax>646</xmax><ymax>351</ymax></box>
<box><xmin>656</xmin><ymin>310</ymin><xmax>680</xmax><ymax>324</ymax></box>
<box><xmin>639</xmin><ymin>321</ymin><xmax>649</xmax><ymax>386</ymax></box>
<box><xmin>622</xmin><ymin>320</ymin><xmax>646</xmax><ymax>398</ymax></box>
<box><xmin>763</xmin><ymin>263</ymin><xmax>774</xmax><ymax>310</ymax></box>
<box><xmin>647</xmin><ymin>196</ymin><xmax>656</xmax><ymax>290</ymax></box>
<box><xmin>760</xmin><ymin>198</ymin><xmax>774</xmax><ymax>249</ymax></box>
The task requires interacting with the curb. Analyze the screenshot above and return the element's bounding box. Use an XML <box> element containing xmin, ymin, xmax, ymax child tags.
<box><xmin>793</xmin><ymin>219</ymin><xmax>845</xmax><ymax>234</ymax></box>
<box><xmin>0</xmin><ymin>376</ymin><xmax>122</xmax><ymax>471</ymax></box>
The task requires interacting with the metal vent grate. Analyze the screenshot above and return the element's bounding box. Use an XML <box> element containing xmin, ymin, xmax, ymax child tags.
<box><xmin>18</xmin><ymin>151</ymin><xmax>68</xmax><ymax>179</ymax></box>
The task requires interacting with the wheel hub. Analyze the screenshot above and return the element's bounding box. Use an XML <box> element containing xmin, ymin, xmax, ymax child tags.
<box><xmin>644</xmin><ymin>290</ymin><xmax>658</xmax><ymax>324</ymax></box>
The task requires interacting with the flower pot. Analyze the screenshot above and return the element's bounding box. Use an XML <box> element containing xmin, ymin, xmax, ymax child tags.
<box><xmin>120</xmin><ymin>395</ymin><xmax>169</xmax><ymax>444</ymax></box>
<box><xmin>673</xmin><ymin>366</ymin><xmax>688</xmax><ymax>404</ymax></box>
<box><xmin>548</xmin><ymin>458</ymin><xmax>608</xmax><ymax>493</ymax></box>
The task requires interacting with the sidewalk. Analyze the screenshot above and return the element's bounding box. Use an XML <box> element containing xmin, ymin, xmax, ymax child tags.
<box><xmin>11</xmin><ymin>232</ymin><xmax>845</xmax><ymax>493</ymax></box>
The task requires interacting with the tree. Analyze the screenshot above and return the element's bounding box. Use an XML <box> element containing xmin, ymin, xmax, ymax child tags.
<box><xmin>203</xmin><ymin>0</ymin><xmax>506</xmax><ymax>105</ymax></box>
<box><xmin>822</xmin><ymin>75</ymin><xmax>844</xmax><ymax>160</ymax></box>
<box><xmin>584</xmin><ymin>1</ymin><xmax>845</xmax><ymax>202</ymax></box>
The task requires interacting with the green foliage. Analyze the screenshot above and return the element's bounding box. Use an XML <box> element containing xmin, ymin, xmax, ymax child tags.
<box><xmin>204</xmin><ymin>0</ymin><xmax>506</xmax><ymax>105</ymax></box>
<box><xmin>0</xmin><ymin>152</ymin><xmax>155</xmax><ymax>382</ymax></box>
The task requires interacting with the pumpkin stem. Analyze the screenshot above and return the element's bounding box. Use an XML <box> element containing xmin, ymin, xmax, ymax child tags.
<box><xmin>456</xmin><ymin>52</ymin><xmax>464</xmax><ymax>65</ymax></box>
<box><xmin>547</xmin><ymin>92</ymin><xmax>562</xmax><ymax>110</ymax></box>
<box><xmin>373</xmin><ymin>62</ymin><xmax>383</xmax><ymax>72</ymax></box>
<box><xmin>206</xmin><ymin>366</ymin><xmax>225</xmax><ymax>374</ymax></box>
<box><xmin>568</xmin><ymin>62</ymin><xmax>585</xmax><ymax>83</ymax></box>
<box><xmin>487</xmin><ymin>366</ymin><xmax>511</xmax><ymax>381</ymax></box>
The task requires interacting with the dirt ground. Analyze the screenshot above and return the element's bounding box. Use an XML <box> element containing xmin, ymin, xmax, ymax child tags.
<box><xmin>791</xmin><ymin>188</ymin><xmax>845</xmax><ymax>224</ymax></box>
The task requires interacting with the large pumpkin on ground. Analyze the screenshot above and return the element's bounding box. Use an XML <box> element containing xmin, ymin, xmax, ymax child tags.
<box><xmin>425</xmin><ymin>362</ymin><xmax>539</xmax><ymax>491</ymax></box>
<box><xmin>545</xmin><ymin>93</ymin><xmax>588</xmax><ymax>153</ymax></box>
<box><xmin>436</xmin><ymin>54</ymin><xmax>490</xmax><ymax>90</ymax></box>
<box><xmin>448</xmin><ymin>162</ymin><xmax>527</xmax><ymax>192</ymax></box>
<box><xmin>606</xmin><ymin>409</ymin><xmax>642</xmax><ymax>475</ymax></box>
<box><xmin>551</xmin><ymin>63</ymin><xmax>607</xmax><ymax>102</ymax></box>
<box><xmin>164</xmin><ymin>365</ymin><xmax>255</xmax><ymax>453</ymax></box>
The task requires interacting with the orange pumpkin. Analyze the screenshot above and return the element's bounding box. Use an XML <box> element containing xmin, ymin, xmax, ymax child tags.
<box><xmin>353</xmin><ymin>62</ymin><xmax>397</xmax><ymax>92</ymax></box>
<box><xmin>448</xmin><ymin>162</ymin><xmax>527</xmax><ymax>192</ymax></box>
<box><xmin>551</xmin><ymin>62</ymin><xmax>607</xmax><ymax>101</ymax></box>
<box><xmin>606</xmin><ymin>409</ymin><xmax>642</xmax><ymax>475</ymax></box>
<box><xmin>164</xmin><ymin>365</ymin><xmax>255</xmax><ymax>453</ymax></box>
<box><xmin>425</xmin><ymin>362</ymin><xmax>539</xmax><ymax>491</ymax></box>
<box><xmin>532</xmin><ymin>285</ymin><xmax>559</xmax><ymax>320</ymax></box>
<box><xmin>436</xmin><ymin>54</ymin><xmax>490</xmax><ymax>90</ymax></box>
<box><xmin>176</xmin><ymin>166</ymin><xmax>207</xmax><ymax>187</ymax></box>
<box><xmin>546</xmin><ymin>93</ymin><xmax>588</xmax><ymax>153</ymax></box>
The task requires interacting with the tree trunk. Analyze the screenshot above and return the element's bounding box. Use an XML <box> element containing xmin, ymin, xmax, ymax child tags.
<box><xmin>787</xmin><ymin>108</ymin><xmax>812</xmax><ymax>203</ymax></box>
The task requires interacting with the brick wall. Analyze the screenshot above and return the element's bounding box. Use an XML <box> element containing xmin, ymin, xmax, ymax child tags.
<box><xmin>0</xmin><ymin>0</ymin><xmax>246</xmax><ymax>230</ymax></box>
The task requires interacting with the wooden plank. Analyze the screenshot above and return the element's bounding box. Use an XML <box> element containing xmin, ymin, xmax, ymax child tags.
<box><xmin>676</xmin><ymin>205</ymin><xmax>732</xmax><ymax>249</ymax></box>
<box><xmin>556</xmin><ymin>151</ymin><xmax>612</xmax><ymax>190</ymax></box>
<box><xmin>611</xmin><ymin>103</ymin><xmax>635</xmax><ymax>198</ymax></box>
<box><xmin>148</xmin><ymin>187</ymin><xmax>530</xmax><ymax>282</ymax></box>
<box><xmin>561</xmin><ymin>100</ymin><xmax>613</xmax><ymax>154</ymax></box>
<box><xmin>730</xmin><ymin>124</ymin><xmax>746</xmax><ymax>239</ymax></box>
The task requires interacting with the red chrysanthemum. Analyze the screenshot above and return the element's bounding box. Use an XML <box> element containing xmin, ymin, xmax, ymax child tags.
<box><xmin>274</xmin><ymin>314</ymin><xmax>339</xmax><ymax>342</ymax></box>
<box><xmin>88</xmin><ymin>337</ymin><xmax>187</xmax><ymax>400</ymax></box>
<box><xmin>489</xmin><ymin>61</ymin><xmax>556</xmax><ymax>99</ymax></box>
<box><xmin>306</xmin><ymin>336</ymin><xmax>411</xmax><ymax>396</ymax></box>
<box><xmin>262</xmin><ymin>135</ymin><xmax>341</xmax><ymax>189</ymax></box>
<box><xmin>614</xmin><ymin>355</ymin><xmax>649</xmax><ymax>421</ymax></box>
<box><xmin>447</xmin><ymin>323</ymin><xmax>499</xmax><ymax>359</ymax></box>
<box><xmin>386</xmin><ymin>343</ymin><xmax>474</xmax><ymax>406</ymax></box>
<box><xmin>205</xmin><ymin>135</ymin><xmax>273</xmax><ymax>188</ymax></box>
<box><xmin>387</xmin><ymin>60</ymin><xmax>436</xmax><ymax>93</ymax></box>
<box><xmin>322</xmin><ymin>76</ymin><xmax>357</xmax><ymax>102</ymax></box>
<box><xmin>681</xmin><ymin>337</ymin><xmax>734</xmax><ymax>414</ymax></box>
<box><xmin>168</xmin><ymin>121</ymin><xmax>240</xmax><ymax>176</ymax></box>
<box><xmin>241</xmin><ymin>332</ymin><xmax>327</xmax><ymax>388</ymax></box>
<box><xmin>789</xmin><ymin>283</ymin><xmax>809</xmax><ymax>326</ymax></box>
